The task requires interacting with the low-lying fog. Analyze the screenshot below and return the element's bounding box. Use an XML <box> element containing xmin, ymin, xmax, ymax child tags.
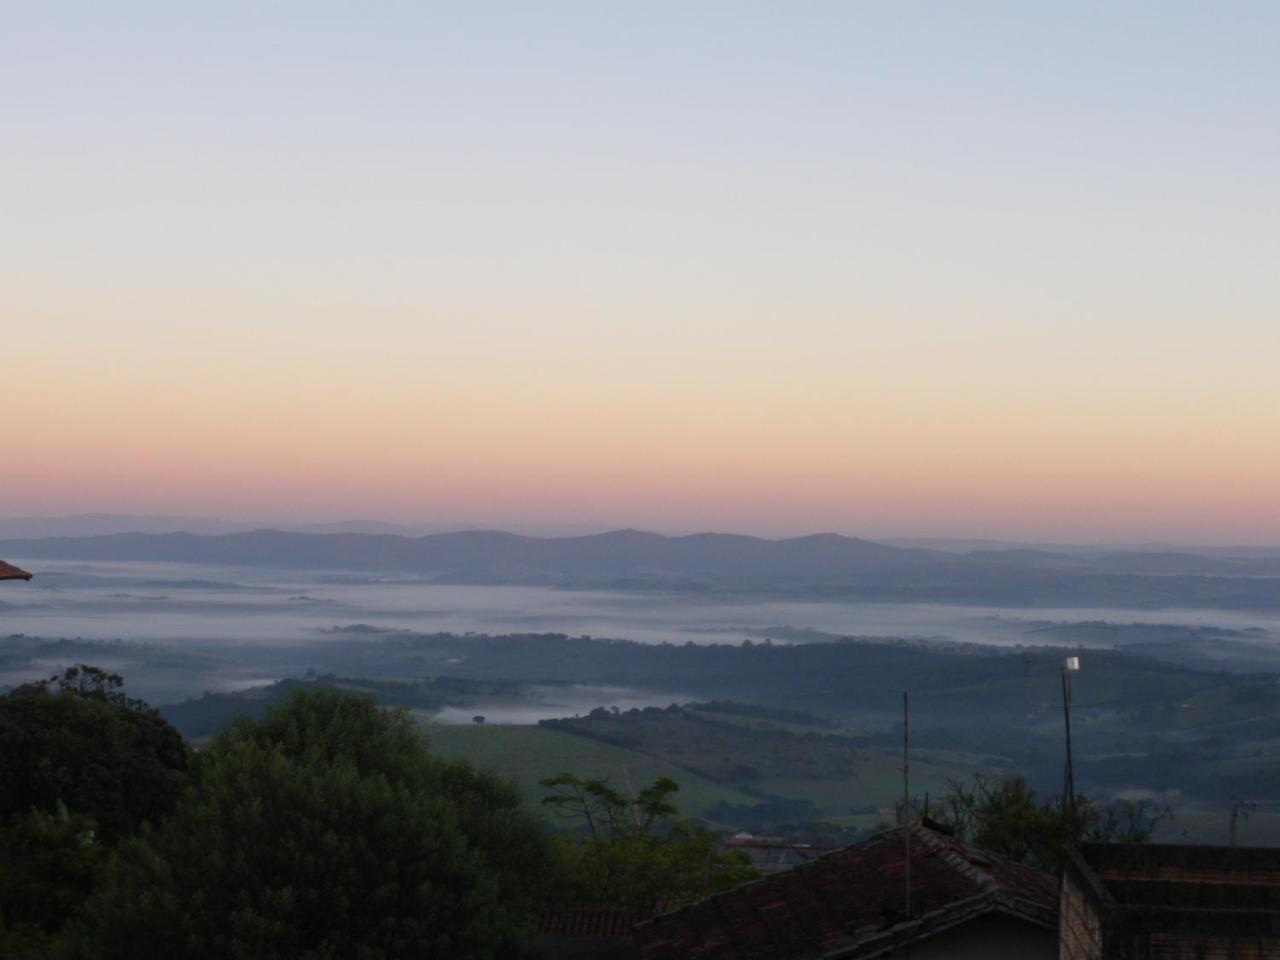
<box><xmin>4</xmin><ymin>559</ymin><xmax>1278</xmax><ymax>649</ymax></box>
<box><xmin>431</xmin><ymin>685</ymin><xmax>692</xmax><ymax>725</ymax></box>
<box><xmin>3</xmin><ymin>558</ymin><xmax>1277</xmax><ymax>709</ymax></box>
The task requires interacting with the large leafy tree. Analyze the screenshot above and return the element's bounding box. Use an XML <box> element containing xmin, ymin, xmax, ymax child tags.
<box><xmin>64</xmin><ymin>688</ymin><xmax>551</xmax><ymax>960</ymax></box>
<box><xmin>0</xmin><ymin>666</ymin><xmax>188</xmax><ymax>953</ymax></box>
<box><xmin>0</xmin><ymin>804</ymin><xmax>106</xmax><ymax>954</ymax></box>
<box><xmin>540</xmin><ymin>773</ymin><xmax>757</xmax><ymax>912</ymax></box>
<box><xmin>0</xmin><ymin>666</ymin><xmax>189</xmax><ymax>843</ymax></box>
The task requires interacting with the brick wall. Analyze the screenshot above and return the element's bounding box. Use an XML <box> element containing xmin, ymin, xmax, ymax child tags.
<box><xmin>1059</xmin><ymin>872</ymin><xmax>1103</xmax><ymax>960</ymax></box>
<box><xmin>1143</xmin><ymin>932</ymin><xmax>1280</xmax><ymax>959</ymax></box>
<box><xmin>1095</xmin><ymin>864</ymin><xmax>1280</xmax><ymax>886</ymax></box>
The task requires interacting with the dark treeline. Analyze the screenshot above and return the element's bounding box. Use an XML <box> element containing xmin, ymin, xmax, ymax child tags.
<box><xmin>159</xmin><ymin>673</ymin><xmax>527</xmax><ymax>740</ymax></box>
<box><xmin>0</xmin><ymin>668</ymin><xmax>555</xmax><ymax>958</ymax></box>
<box><xmin>0</xmin><ymin>667</ymin><xmax>755</xmax><ymax>959</ymax></box>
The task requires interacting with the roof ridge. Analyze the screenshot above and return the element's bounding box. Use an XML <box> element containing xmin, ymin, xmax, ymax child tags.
<box><xmin>910</xmin><ymin>824</ymin><xmax>997</xmax><ymax>889</ymax></box>
<box><xmin>910</xmin><ymin>826</ymin><xmax>1059</xmax><ymax>929</ymax></box>
<box><xmin>636</xmin><ymin>826</ymin><xmax>917</xmax><ymax>931</ymax></box>
<box><xmin>634</xmin><ymin>825</ymin><xmax>1059</xmax><ymax>958</ymax></box>
<box><xmin>821</xmin><ymin>891</ymin><xmax>1004</xmax><ymax>958</ymax></box>
<box><xmin>911</xmin><ymin>822</ymin><xmax>1053</xmax><ymax>883</ymax></box>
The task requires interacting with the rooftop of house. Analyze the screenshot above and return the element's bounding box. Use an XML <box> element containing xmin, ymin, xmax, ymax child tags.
<box><xmin>1071</xmin><ymin>841</ymin><xmax>1280</xmax><ymax>941</ymax></box>
<box><xmin>538</xmin><ymin>910</ymin><xmax>645</xmax><ymax>960</ymax></box>
<box><xmin>0</xmin><ymin>560</ymin><xmax>32</xmax><ymax>581</ymax></box>
<box><xmin>634</xmin><ymin>824</ymin><xmax>1057</xmax><ymax>960</ymax></box>
<box><xmin>542</xmin><ymin>910</ymin><xmax>651</xmax><ymax>939</ymax></box>
<box><xmin>720</xmin><ymin>834</ymin><xmax>836</xmax><ymax>875</ymax></box>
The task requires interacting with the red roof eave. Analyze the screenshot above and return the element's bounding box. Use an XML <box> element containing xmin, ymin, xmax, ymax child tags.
<box><xmin>0</xmin><ymin>561</ymin><xmax>33</xmax><ymax>582</ymax></box>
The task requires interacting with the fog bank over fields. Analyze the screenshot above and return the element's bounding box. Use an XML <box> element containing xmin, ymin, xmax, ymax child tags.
<box><xmin>5</xmin><ymin>528</ymin><xmax>1280</xmax><ymax>716</ymax></box>
<box><xmin>3</xmin><ymin>558</ymin><xmax>1278</xmax><ymax>651</ymax></box>
<box><xmin>6</xmin><ymin>553</ymin><xmax>1280</xmax><ymax>833</ymax></box>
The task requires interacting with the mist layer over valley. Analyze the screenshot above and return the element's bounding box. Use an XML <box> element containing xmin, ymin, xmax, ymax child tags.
<box><xmin>5</xmin><ymin>530</ymin><xmax>1280</xmax><ymax>846</ymax></box>
<box><xmin>4</xmin><ymin>551</ymin><xmax>1280</xmax><ymax>698</ymax></box>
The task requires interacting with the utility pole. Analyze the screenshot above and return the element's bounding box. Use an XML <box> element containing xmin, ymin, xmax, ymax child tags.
<box><xmin>1061</xmin><ymin>657</ymin><xmax>1080</xmax><ymax>829</ymax></box>
<box><xmin>1230</xmin><ymin>796</ymin><xmax>1245</xmax><ymax>847</ymax></box>
<box><xmin>903</xmin><ymin>690</ymin><xmax>911</xmax><ymax>920</ymax></box>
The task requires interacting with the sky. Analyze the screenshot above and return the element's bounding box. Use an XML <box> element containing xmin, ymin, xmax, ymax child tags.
<box><xmin>4</xmin><ymin>2</ymin><xmax>1278</xmax><ymax>543</ymax></box>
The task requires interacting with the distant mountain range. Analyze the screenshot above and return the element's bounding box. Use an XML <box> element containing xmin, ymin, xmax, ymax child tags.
<box><xmin>4</xmin><ymin>527</ymin><xmax>1280</xmax><ymax>609</ymax></box>
<box><xmin>0</xmin><ymin>514</ymin><xmax>612</xmax><ymax>540</ymax></box>
<box><xmin>0</xmin><ymin>528</ymin><xmax>925</xmax><ymax>578</ymax></box>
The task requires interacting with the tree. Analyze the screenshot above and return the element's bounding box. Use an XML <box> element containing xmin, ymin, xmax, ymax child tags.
<box><xmin>0</xmin><ymin>667</ymin><xmax>189</xmax><ymax>843</ymax></box>
<box><xmin>930</xmin><ymin>773</ymin><xmax>1169</xmax><ymax>871</ymax></box>
<box><xmin>541</xmin><ymin>773</ymin><xmax>679</xmax><ymax>839</ymax></box>
<box><xmin>35</xmin><ymin>665</ymin><xmax>155</xmax><ymax>715</ymax></box>
<box><xmin>64</xmin><ymin>688</ymin><xmax>552</xmax><ymax>960</ymax></box>
<box><xmin>0</xmin><ymin>667</ymin><xmax>188</xmax><ymax>955</ymax></box>
<box><xmin>539</xmin><ymin>772</ymin><xmax>756</xmax><ymax>912</ymax></box>
<box><xmin>0</xmin><ymin>804</ymin><xmax>107</xmax><ymax>956</ymax></box>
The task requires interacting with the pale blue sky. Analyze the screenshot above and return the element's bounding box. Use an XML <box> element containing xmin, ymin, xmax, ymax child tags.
<box><xmin>7</xmin><ymin>1</ymin><xmax>1276</xmax><ymax>298</ymax></box>
<box><xmin>5</xmin><ymin>3</ymin><xmax>1279</xmax><ymax>540</ymax></box>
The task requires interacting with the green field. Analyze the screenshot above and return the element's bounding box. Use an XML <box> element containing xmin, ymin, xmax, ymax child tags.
<box><xmin>749</xmin><ymin>750</ymin><xmax>980</xmax><ymax>816</ymax></box>
<box><xmin>422</xmin><ymin>716</ymin><xmax>986</xmax><ymax>830</ymax></box>
<box><xmin>422</xmin><ymin>723</ymin><xmax>762</xmax><ymax>822</ymax></box>
<box><xmin>684</xmin><ymin>708</ymin><xmax>862</xmax><ymax>738</ymax></box>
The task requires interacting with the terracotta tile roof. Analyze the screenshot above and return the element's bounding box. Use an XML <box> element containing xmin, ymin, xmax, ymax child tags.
<box><xmin>634</xmin><ymin>826</ymin><xmax>1056</xmax><ymax>960</ymax></box>
<box><xmin>542</xmin><ymin>910</ymin><xmax>652</xmax><ymax>938</ymax></box>
<box><xmin>0</xmin><ymin>561</ymin><xmax>32</xmax><ymax>581</ymax></box>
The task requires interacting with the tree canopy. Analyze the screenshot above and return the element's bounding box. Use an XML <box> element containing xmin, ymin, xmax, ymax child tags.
<box><xmin>0</xmin><ymin>667</ymin><xmax>188</xmax><ymax>953</ymax></box>
<box><xmin>539</xmin><ymin>772</ymin><xmax>757</xmax><ymax>913</ymax></box>
<box><xmin>929</xmin><ymin>773</ymin><xmax>1168</xmax><ymax>871</ymax></box>
<box><xmin>64</xmin><ymin>687</ymin><xmax>552</xmax><ymax>960</ymax></box>
<box><xmin>0</xmin><ymin>666</ymin><xmax>189</xmax><ymax>844</ymax></box>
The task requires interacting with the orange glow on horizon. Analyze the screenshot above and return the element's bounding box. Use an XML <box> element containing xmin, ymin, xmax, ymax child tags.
<box><xmin>6</xmin><ymin>4</ymin><xmax>1278</xmax><ymax>544</ymax></box>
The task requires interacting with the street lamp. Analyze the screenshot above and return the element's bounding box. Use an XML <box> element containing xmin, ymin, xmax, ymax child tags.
<box><xmin>1062</xmin><ymin>657</ymin><xmax>1080</xmax><ymax>827</ymax></box>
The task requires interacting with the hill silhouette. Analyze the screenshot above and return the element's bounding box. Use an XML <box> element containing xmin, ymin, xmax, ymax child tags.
<box><xmin>3</xmin><ymin>528</ymin><xmax>1280</xmax><ymax>608</ymax></box>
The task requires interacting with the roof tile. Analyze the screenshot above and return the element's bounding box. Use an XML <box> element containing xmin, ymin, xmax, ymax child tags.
<box><xmin>0</xmin><ymin>561</ymin><xmax>32</xmax><ymax>581</ymax></box>
<box><xmin>633</xmin><ymin>826</ymin><xmax>1055</xmax><ymax>960</ymax></box>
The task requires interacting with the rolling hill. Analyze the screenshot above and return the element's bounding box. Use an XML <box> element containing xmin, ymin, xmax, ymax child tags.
<box><xmin>4</xmin><ymin>528</ymin><xmax>1280</xmax><ymax>607</ymax></box>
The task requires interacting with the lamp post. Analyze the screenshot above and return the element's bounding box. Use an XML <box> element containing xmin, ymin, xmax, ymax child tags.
<box><xmin>1061</xmin><ymin>656</ymin><xmax>1080</xmax><ymax>828</ymax></box>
